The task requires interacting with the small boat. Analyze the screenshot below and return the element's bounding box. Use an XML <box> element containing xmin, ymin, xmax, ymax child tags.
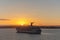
<box><xmin>16</xmin><ymin>22</ymin><xmax>41</xmax><ymax>34</ymax></box>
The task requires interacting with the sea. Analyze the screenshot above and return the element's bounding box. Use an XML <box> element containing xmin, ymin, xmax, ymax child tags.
<box><xmin>0</xmin><ymin>28</ymin><xmax>60</xmax><ymax>40</ymax></box>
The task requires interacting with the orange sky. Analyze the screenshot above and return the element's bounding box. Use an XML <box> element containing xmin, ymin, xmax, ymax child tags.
<box><xmin>0</xmin><ymin>0</ymin><xmax>60</xmax><ymax>26</ymax></box>
<box><xmin>0</xmin><ymin>18</ymin><xmax>60</xmax><ymax>26</ymax></box>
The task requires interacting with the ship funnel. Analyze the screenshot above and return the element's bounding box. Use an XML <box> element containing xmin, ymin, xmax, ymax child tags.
<box><xmin>31</xmin><ymin>22</ymin><xmax>34</xmax><ymax>26</ymax></box>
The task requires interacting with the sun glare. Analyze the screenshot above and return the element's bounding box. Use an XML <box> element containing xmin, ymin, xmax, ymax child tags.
<box><xmin>20</xmin><ymin>24</ymin><xmax>24</xmax><ymax>26</ymax></box>
<box><xmin>16</xmin><ymin>19</ymin><xmax>29</xmax><ymax>26</ymax></box>
<box><xmin>18</xmin><ymin>21</ymin><xmax>26</xmax><ymax>25</ymax></box>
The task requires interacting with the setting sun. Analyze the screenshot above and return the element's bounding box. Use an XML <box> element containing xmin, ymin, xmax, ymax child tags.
<box><xmin>16</xmin><ymin>18</ymin><xmax>30</xmax><ymax>26</ymax></box>
<box><xmin>18</xmin><ymin>21</ymin><xmax>26</xmax><ymax>25</ymax></box>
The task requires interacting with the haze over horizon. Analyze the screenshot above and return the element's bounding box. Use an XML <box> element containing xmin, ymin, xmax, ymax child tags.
<box><xmin>0</xmin><ymin>0</ymin><xmax>60</xmax><ymax>26</ymax></box>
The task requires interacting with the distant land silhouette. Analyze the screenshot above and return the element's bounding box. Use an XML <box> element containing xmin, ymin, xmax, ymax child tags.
<box><xmin>0</xmin><ymin>25</ymin><xmax>60</xmax><ymax>29</ymax></box>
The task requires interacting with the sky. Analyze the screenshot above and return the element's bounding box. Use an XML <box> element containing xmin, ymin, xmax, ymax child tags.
<box><xmin>0</xmin><ymin>0</ymin><xmax>60</xmax><ymax>26</ymax></box>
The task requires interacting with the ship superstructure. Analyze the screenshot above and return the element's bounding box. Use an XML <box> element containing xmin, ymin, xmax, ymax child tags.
<box><xmin>16</xmin><ymin>22</ymin><xmax>41</xmax><ymax>34</ymax></box>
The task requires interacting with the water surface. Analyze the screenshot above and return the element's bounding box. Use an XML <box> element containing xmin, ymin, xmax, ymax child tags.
<box><xmin>0</xmin><ymin>28</ymin><xmax>60</xmax><ymax>40</ymax></box>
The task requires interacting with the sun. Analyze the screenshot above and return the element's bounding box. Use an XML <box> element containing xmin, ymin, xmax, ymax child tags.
<box><xmin>20</xmin><ymin>24</ymin><xmax>24</xmax><ymax>26</ymax></box>
<box><xmin>15</xmin><ymin>18</ymin><xmax>30</xmax><ymax>26</ymax></box>
<box><xmin>16</xmin><ymin>19</ymin><xmax>29</xmax><ymax>26</ymax></box>
<box><xmin>20</xmin><ymin>21</ymin><xmax>26</xmax><ymax>25</ymax></box>
<box><xmin>18</xmin><ymin>21</ymin><xmax>26</xmax><ymax>25</ymax></box>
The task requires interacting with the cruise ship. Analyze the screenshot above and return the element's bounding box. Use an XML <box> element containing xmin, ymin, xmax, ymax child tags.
<box><xmin>16</xmin><ymin>22</ymin><xmax>41</xmax><ymax>34</ymax></box>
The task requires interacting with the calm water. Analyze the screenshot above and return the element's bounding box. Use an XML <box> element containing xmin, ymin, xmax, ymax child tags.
<box><xmin>0</xmin><ymin>28</ymin><xmax>60</xmax><ymax>40</ymax></box>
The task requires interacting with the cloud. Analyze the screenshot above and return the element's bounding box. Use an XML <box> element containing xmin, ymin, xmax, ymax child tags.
<box><xmin>0</xmin><ymin>19</ymin><xmax>10</xmax><ymax>21</ymax></box>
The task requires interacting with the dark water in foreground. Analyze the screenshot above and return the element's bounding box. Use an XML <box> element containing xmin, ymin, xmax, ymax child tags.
<box><xmin>0</xmin><ymin>28</ymin><xmax>60</xmax><ymax>40</ymax></box>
